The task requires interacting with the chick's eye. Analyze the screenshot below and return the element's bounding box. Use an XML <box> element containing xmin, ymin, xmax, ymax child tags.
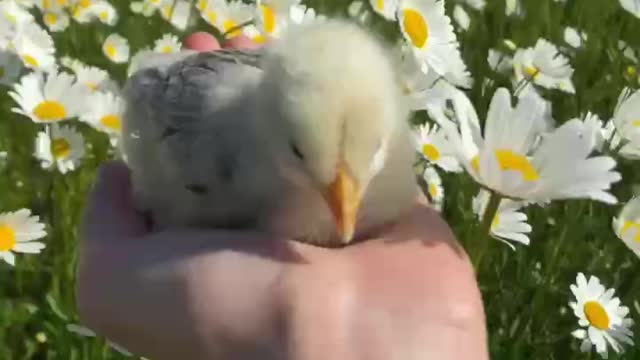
<box><xmin>291</xmin><ymin>142</ymin><xmax>304</xmax><ymax>160</ymax></box>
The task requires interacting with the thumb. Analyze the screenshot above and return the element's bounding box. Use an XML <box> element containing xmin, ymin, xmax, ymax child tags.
<box><xmin>81</xmin><ymin>161</ymin><xmax>148</xmax><ymax>243</ymax></box>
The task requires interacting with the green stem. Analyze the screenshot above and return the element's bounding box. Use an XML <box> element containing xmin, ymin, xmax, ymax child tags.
<box><xmin>473</xmin><ymin>191</ymin><xmax>502</xmax><ymax>271</ymax></box>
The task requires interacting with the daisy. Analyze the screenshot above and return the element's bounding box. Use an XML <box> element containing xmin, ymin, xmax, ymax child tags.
<box><xmin>255</xmin><ymin>0</ymin><xmax>302</xmax><ymax>38</ymax></box>
<box><xmin>214</xmin><ymin>0</ymin><xmax>254</xmax><ymax>38</ymax></box>
<box><xmin>348</xmin><ymin>1</ymin><xmax>372</xmax><ymax>24</ymax></box>
<box><xmin>42</xmin><ymin>11</ymin><xmax>70</xmax><ymax>32</ymax></box>
<box><xmin>569</xmin><ymin>273</ymin><xmax>634</xmax><ymax>358</ymax></box>
<box><xmin>67</xmin><ymin>324</ymin><xmax>133</xmax><ymax>356</ymax></box>
<box><xmin>488</xmin><ymin>49</ymin><xmax>513</xmax><ymax>73</ymax></box>
<box><xmin>90</xmin><ymin>1</ymin><xmax>119</xmax><ymax>26</ymax></box>
<box><xmin>472</xmin><ymin>189</ymin><xmax>531</xmax><ymax>248</ymax></box>
<box><xmin>0</xmin><ymin>209</ymin><xmax>46</xmax><ymax>266</ymax></box>
<box><xmin>102</xmin><ymin>33</ymin><xmax>129</xmax><ymax>63</ymax></box>
<box><xmin>10</xmin><ymin>71</ymin><xmax>85</xmax><ymax>123</ymax></box>
<box><xmin>430</xmin><ymin>87</ymin><xmax>621</xmax><ymax>204</ymax></box>
<box><xmin>154</xmin><ymin>33</ymin><xmax>181</xmax><ymax>53</ymax></box>
<box><xmin>422</xmin><ymin>166</ymin><xmax>444</xmax><ymax>211</ymax></box>
<box><xmin>397</xmin><ymin>0</ymin><xmax>465</xmax><ymax>78</ymax></box>
<box><xmin>368</xmin><ymin>0</ymin><xmax>397</xmax><ymax>21</ymax></box>
<box><xmin>12</xmin><ymin>21</ymin><xmax>56</xmax><ymax>71</ymax></box>
<box><xmin>513</xmin><ymin>39</ymin><xmax>575</xmax><ymax>94</ymax></box>
<box><xmin>160</xmin><ymin>0</ymin><xmax>192</xmax><ymax>31</ymax></box>
<box><xmin>613</xmin><ymin>196</ymin><xmax>640</xmax><ymax>258</ymax></box>
<box><xmin>610</xmin><ymin>87</ymin><xmax>640</xmax><ymax>153</ymax></box>
<box><xmin>129</xmin><ymin>1</ymin><xmax>158</xmax><ymax>17</ymax></box>
<box><xmin>0</xmin><ymin>0</ymin><xmax>34</xmax><ymax>26</ymax></box>
<box><xmin>34</xmin><ymin>123</ymin><xmax>85</xmax><ymax>174</ymax></box>
<box><xmin>564</xmin><ymin>27</ymin><xmax>586</xmax><ymax>49</ymax></box>
<box><xmin>619</xmin><ymin>0</ymin><xmax>640</xmax><ymax>18</ymax></box>
<box><xmin>0</xmin><ymin>50</ymin><xmax>23</xmax><ymax>86</ymax></box>
<box><xmin>75</xmin><ymin>65</ymin><xmax>117</xmax><ymax>93</ymax></box>
<box><xmin>453</xmin><ymin>5</ymin><xmax>470</xmax><ymax>31</ymax></box>
<box><xmin>80</xmin><ymin>91</ymin><xmax>125</xmax><ymax>136</ymax></box>
<box><xmin>412</xmin><ymin>122</ymin><xmax>462</xmax><ymax>173</ymax></box>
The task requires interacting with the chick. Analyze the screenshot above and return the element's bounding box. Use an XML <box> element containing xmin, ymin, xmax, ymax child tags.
<box><xmin>259</xmin><ymin>19</ymin><xmax>418</xmax><ymax>246</ymax></box>
<box><xmin>121</xmin><ymin>49</ymin><xmax>282</xmax><ymax>230</ymax></box>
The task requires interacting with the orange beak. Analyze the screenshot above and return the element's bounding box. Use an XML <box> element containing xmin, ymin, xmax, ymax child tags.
<box><xmin>325</xmin><ymin>163</ymin><xmax>362</xmax><ymax>244</ymax></box>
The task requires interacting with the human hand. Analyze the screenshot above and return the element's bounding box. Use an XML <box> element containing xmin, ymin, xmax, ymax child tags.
<box><xmin>76</xmin><ymin>35</ymin><xmax>487</xmax><ymax>360</ymax></box>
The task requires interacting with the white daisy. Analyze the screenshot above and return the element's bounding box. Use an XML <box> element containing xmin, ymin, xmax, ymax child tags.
<box><xmin>67</xmin><ymin>324</ymin><xmax>133</xmax><ymax>356</ymax></box>
<box><xmin>619</xmin><ymin>0</ymin><xmax>640</xmax><ymax>18</ymax></box>
<box><xmin>34</xmin><ymin>123</ymin><xmax>85</xmax><ymax>174</ymax></box>
<box><xmin>412</xmin><ymin>122</ymin><xmax>462</xmax><ymax>173</ymax></box>
<box><xmin>610</xmin><ymin>87</ymin><xmax>640</xmax><ymax>156</ymax></box>
<box><xmin>513</xmin><ymin>38</ymin><xmax>575</xmax><ymax>94</ymax></box>
<box><xmin>430</xmin><ymin>87</ymin><xmax>621</xmax><ymax>204</ymax></box>
<box><xmin>80</xmin><ymin>91</ymin><xmax>124</xmax><ymax>136</ymax></box>
<box><xmin>488</xmin><ymin>49</ymin><xmax>513</xmax><ymax>73</ymax></box>
<box><xmin>75</xmin><ymin>65</ymin><xmax>117</xmax><ymax>93</ymax></box>
<box><xmin>10</xmin><ymin>71</ymin><xmax>85</xmax><ymax>123</ymax></box>
<box><xmin>213</xmin><ymin>0</ymin><xmax>254</xmax><ymax>38</ymax></box>
<box><xmin>619</xmin><ymin>40</ymin><xmax>638</xmax><ymax>63</ymax></box>
<box><xmin>348</xmin><ymin>1</ymin><xmax>373</xmax><ymax>24</ymax></box>
<box><xmin>90</xmin><ymin>1</ymin><xmax>119</xmax><ymax>26</ymax></box>
<box><xmin>60</xmin><ymin>55</ymin><xmax>87</xmax><ymax>73</ymax></box>
<box><xmin>505</xmin><ymin>0</ymin><xmax>523</xmax><ymax>16</ymax></box>
<box><xmin>42</xmin><ymin>11</ymin><xmax>70</xmax><ymax>32</ymax></box>
<box><xmin>153</xmin><ymin>33</ymin><xmax>181</xmax><ymax>54</ymax></box>
<box><xmin>255</xmin><ymin>0</ymin><xmax>302</xmax><ymax>38</ymax></box>
<box><xmin>569</xmin><ymin>273</ymin><xmax>634</xmax><ymax>358</ymax></box>
<box><xmin>129</xmin><ymin>1</ymin><xmax>158</xmax><ymax>17</ymax></box>
<box><xmin>472</xmin><ymin>189</ymin><xmax>531</xmax><ymax>248</ymax></box>
<box><xmin>422</xmin><ymin>166</ymin><xmax>444</xmax><ymax>211</ymax></box>
<box><xmin>368</xmin><ymin>0</ymin><xmax>397</xmax><ymax>21</ymax></box>
<box><xmin>0</xmin><ymin>50</ymin><xmax>23</xmax><ymax>86</ymax></box>
<box><xmin>160</xmin><ymin>0</ymin><xmax>192</xmax><ymax>31</ymax></box>
<box><xmin>0</xmin><ymin>0</ymin><xmax>34</xmax><ymax>26</ymax></box>
<box><xmin>613</xmin><ymin>196</ymin><xmax>640</xmax><ymax>258</ymax></box>
<box><xmin>0</xmin><ymin>209</ymin><xmax>47</xmax><ymax>266</ymax></box>
<box><xmin>12</xmin><ymin>21</ymin><xmax>56</xmax><ymax>71</ymax></box>
<box><xmin>564</xmin><ymin>27</ymin><xmax>586</xmax><ymax>49</ymax></box>
<box><xmin>102</xmin><ymin>33</ymin><xmax>129</xmax><ymax>63</ymax></box>
<box><xmin>397</xmin><ymin>0</ymin><xmax>471</xmax><ymax>87</ymax></box>
<box><xmin>453</xmin><ymin>5</ymin><xmax>470</xmax><ymax>31</ymax></box>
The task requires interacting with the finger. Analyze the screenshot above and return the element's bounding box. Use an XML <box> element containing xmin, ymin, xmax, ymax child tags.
<box><xmin>222</xmin><ymin>35</ymin><xmax>262</xmax><ymax>49</ymax></box>
<box><xmin>184</xmin><ymin>32</ymin><xmax>221</xmax><ymax>52</ymax></box>
<box><xmin>82</xmin><ymin>161</ymin><xmax>148</xmax><ymax>243</ymax></box>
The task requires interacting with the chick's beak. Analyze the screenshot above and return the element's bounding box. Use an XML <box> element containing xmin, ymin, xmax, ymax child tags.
<box><xmin>325</xmin><ymin>163</ymin><xmax>361</xmax><ymax>244</ymax></box>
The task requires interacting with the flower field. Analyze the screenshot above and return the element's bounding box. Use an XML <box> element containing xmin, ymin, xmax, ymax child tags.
<box><xmin>1</xmin><ymin>0</ymin><xmax>640</xmax><ymax>358</ymax></box>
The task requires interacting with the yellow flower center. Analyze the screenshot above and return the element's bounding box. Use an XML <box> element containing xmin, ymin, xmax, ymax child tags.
<box><xmin>223</xmin><ymin>19</ymin><xmax>241</xmax><ymax>37</ymax></box>
<box><xmin>162</xmin><ymin>5</ymin><xmax>173</xmax><ymax>17</ymax></box>
<box><xmin>376</xmin><ymin>0</ymin><xmax>384</xmax><ymax>10</ymax></box>
<box><xmin>626</xmin><ymin>66</ymin><xmax>637</xmax><ymax>78</ymax></box>
<box><xmin>206</xmin><ymin>10</ymin><xmax>217</xmax><ymax>24</ymax></box>
<box><xmin>495</xmin><ymin>149</ymin><xmax>539</xmax><ymax>181</ymax></box>
<box><xmin>583</xmin><ymin>301</ymin><xmax>610</xmax><ymax>330</ymax></box>
<box><xmin>57</xmin><ymin>0</ymin><xmax>68</xmax><ymax>6</ymax></box>
<box><xmin>100</xmin><ymin>114</ymin><xmax>122</xmax><ymax>132</ymax></box>
<box><xmin>23</xmin><ymin>54</ymin><xmax>39</xmax><ymax>67</ymax></box>
<box><xmin>0</xmin><ymin>225</ymin><xmax>16</xmax><ymax>252</ymax></box>
<box><xmin>43</xmin><ymin>0</ymin><xmax>50</xmax><ymax>10</ymax></box>
<box><xmin>99</xmin><ymin>11</ymin><xmax>108</xmax><ymax>21</ymax></box>
<box><xmin>428</xmin><ymin>183</ymin><xmax>439</xmax><ymax>198</ymax></box>
<box><xmin>161</xmin><ymin>45</ymin><xmax>174</xmax><ymax>53</ymax></box>
<box><xmin>524</xmin><ymin>66</ymin><xmax>540</xmax><ymax>79</ymax></box>
<box><xmin>261</xmin><ymin>5</ymin><xmax>276</xmax><ymax>34</ymax></box>
<box><xmin>422</xmin><ymin>144</ymin><xmax>441</xmax><ymax>161</ymax></box>
<box><xmin>44</xmin><ymin>13</ymin><xmax>58</xmax><ymax>25</ymax></box>
<box><xmin>621</xmin><ymin>221</ymin><xmax>640</xmax><ymax>242</ymax></box>
<box><xmin>632</xmin><ymin>120</ymin><xmax>640</xmax><ymax>128</ymax></box>
<box><xmin>491</xmin><ymin>214</ymin><xmax>500</xmax><ymax>230</ymax></box>
<box><xmin>51</xmin><ymin>138</ymin><xmax>71</xmax><ymax>159</ymax></box>
<box><xmin>197</xmin><ymin>0</ymin><xmax>207</xmax><ymax>10</ymax></box>
<box><xmin>33</xmin><ymin>101</ymin><xmax>67</xmax><ymax>121</ymax></box>
<box><xmin>86</xmin><ymin>82</ymin><xmax>98</xmax><ymax>91</ymax></box>
<box><xmin>79</xmin><ymin>0</ymin><xmax>92</xmax><ymax>8</ymax></box>
<box><xmin>402</xmin><ymin>9</ymin><xmax>428</xmax><ymax>49</ymax></box>
<box><xmin>105</xmin><ymin>44</ymin><xmax>117</xmax><ymax>58</ymax></box>
<box><xmin>253</xmin><ymin>34</ymin><xmax>267</xmax><ymax>44</ymax></box>
<box><xmin>471</xmin><ymin>155</ymin><xmax>480</xmax><ymax>173</ymax></box>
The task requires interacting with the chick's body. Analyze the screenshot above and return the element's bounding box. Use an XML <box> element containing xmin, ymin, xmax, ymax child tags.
<box><xmin>121</xmin><ymin>49</ymin><xmax>281</xmax><ymax>230</ymax></box>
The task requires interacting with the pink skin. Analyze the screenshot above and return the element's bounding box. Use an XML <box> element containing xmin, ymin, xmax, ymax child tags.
<box><xmin>76</xmin><ymin>37</ymin><xmax>488</xmax><ymax>360</ymax></box>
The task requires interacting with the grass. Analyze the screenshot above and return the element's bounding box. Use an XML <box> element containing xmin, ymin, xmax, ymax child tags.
<box><xmin>1</xmin><ymin>0</ymin><xmax>640</xmax><ymax>358</ymax></box>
